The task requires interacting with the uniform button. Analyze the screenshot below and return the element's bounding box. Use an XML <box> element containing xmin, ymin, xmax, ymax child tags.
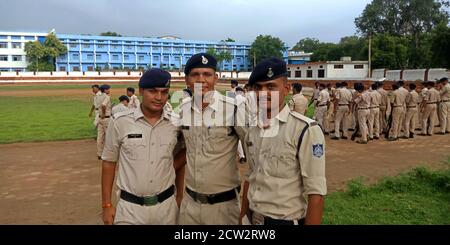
<box><xmin>150</xmin><ymin>161</ymin><xmax>153</xmax><ymax>165</ymax></box>
<box><xmin>151</xmin><ymin>142</ymin><xmax>155</xmax><ymax>146</ymax></box>
<box><xmin>257</xmin><ymin>187</ymin><xmax>261</xmax><ymax>191</ymax></box>
<box><xmin>150</xmin><ymin>180</ymin><xmax>153</xmax><ymax>183</ymax></box>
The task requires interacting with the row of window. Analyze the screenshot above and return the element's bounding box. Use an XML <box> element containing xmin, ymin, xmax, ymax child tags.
<box><xmin>289</xmin><ymin>65</ymin><xmax>365</xmax><ymax>78</ymax></box>
<box><xmin>0</xmin><ymin>55</ymin><xmax>23</xmax><ymax>61</ymax></box>
<box><xmin>67</xmin><ymin>44</ymin><xmax>245</xmax><ymax>53</ymax></box>
<box><xmin>0</xmin><ymin>42</ymin><xmax>22</xmax><ymax>49</ymax></box>
<box><xmin>65</xmin><ymin>53</ymin><xmax>246</xmax><ymax>63</ymax></box>
<box><xmin>59</xmin><ymin>64</ymin><xmax>250</xmax><ymax>72</ymax></box>
<box><xmin>0</xmin><ymin>35</ymin><xmax>36</xmax><ymax>41</ymax></box>
<box><xmin>65</xmin><ymin>39</ymin><xmax>247</xmax><ymax>48</ymax></box>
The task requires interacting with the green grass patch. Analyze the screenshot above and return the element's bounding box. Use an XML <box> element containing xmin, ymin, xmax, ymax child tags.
<box><xmin>323</xmin><ymin>166</ymin><xmax>450</xmax><ymax>224</ymax></box>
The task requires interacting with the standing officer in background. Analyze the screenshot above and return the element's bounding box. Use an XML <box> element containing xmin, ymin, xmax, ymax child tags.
<box><xmin>127</xmin><ymin>87</ymin><xmax>140</xmax><ymax>109</ymax></box>
<box><xmin>353</xmin><ymin>83</ymin><xmax>371</xmax><ymax>144</ymax></box>
<box><xmin>420</xmin><ymin>81</ymin><xmax>440</xmax><ymax>136</ymax></box>
<box><xmin>101</xmin><ymin>68</ymin><xmax>186</xmax><ymax>225</ymax></box>
<box><xmin>405</xmin><ymin>83</ymin><xmax>419</xmax><ymax>138</ymax></box>
<box><xmin>177</xmin><ymin>53</ymin><xmax>247</xmax><ymax>225</ymax></box>
<box><xmin>314</xmin><ymin>83</ymin><xmax>330</xmax><ymax>133</ymax></box>
<box><xmin>112</xmin><ymin>95</ymin><xmax>130</xmax><ymax>116</ymax></box>
<box><xmin>376</xmin><ymin>81</ymin><xmax>389</xmax><ymax>134</ymax></box>
<box><xmin>241</xmin><ymin>57</ymin><xmax>326</xmax><ymax>225</ymax></box>
<box><xmin>331</xmin><ymin>82</ymin><xmax>352</xmax><ymax>140</ymax></box>
<box><xmin>437</xmin><ymin>77</ymin><xmax>450</xmax><ymax>135</ymax></box>
<box><xmin>368</xmin><ymin>83</ymin><xmax>382</xmax><ymax>140</ymax></box>
<box><xmin>88</xmin><ymin>84</ymin><xmax>102</xmax><ymax>128</ymax></box>
<box><xmin>288</xmin><ymin>82</ymin><xmax>308</xmax><ymax>115</ymax></box>
<box><xmin>97</xmin><ymin>84</ymin><xmax>112</xmax><ymax>160</ymax></box>
<box><xmin>397</xmin><ymin>80</ymin><xmax>409</xmax><ymax>137</ymax></box>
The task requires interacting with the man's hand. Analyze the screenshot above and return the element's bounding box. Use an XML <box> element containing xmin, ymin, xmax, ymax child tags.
<box><xmin>102</xmin><ymin>206</ymin><xmax>116</xmax><ymax>225</ymax></box>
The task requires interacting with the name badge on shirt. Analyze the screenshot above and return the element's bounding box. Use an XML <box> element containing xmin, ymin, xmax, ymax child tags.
<box><xmin>127</xmin><ymin>134</ymin><xmax>142</xmax><ymax>139</ymax></box>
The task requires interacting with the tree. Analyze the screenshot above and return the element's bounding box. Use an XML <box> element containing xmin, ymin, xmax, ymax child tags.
<box><xmin>430</xmin><ymin>22</ymin><xmax>450</xmax><ymax>68</ymax></box>
<box><xmin>100</xmin><ymin>32</ymin><xmax>122</xmax><ymax>37</ymax></box>
<box><xmin>24</xmin><ymin>33</ymin><xmax>67</xmax><ymax>72</ymax></box>
<box><xmin>222</xmin><ymin>38</ymin><xmax>235</xmax><ymax>42</ymax></box>
<box><xmin>292</xmin><ymin>38</ymin><xmax>321</xmax><ymax>52</ymax></box>
<box><xmin>206</xmin><ymin>47</ymin><xmax>232</xmax><ymax>73</ymax></box>
<box><xmin>355</xmin><ymin>0</ymin><xmax>449</xmax><ymax>36</ymax></box>
<box><xmin>371</xmin><ymin>34</ymin><xmax>409</xmax><ymax>69</ymax></box>
<box><xmin>249</xmin><ymin>35</ymin><xmax>285</xmax><ymax>65</ymax></box>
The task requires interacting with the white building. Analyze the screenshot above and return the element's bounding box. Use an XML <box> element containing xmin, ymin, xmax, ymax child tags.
<box><xmin>287</xmin><ymin>57</ymin><xmax>369</xmax><ymax>79</ymax></box>
<box><xmin>287</xmin><ymin>51</ymin><xmax>313</xmax><ymax>65</ymax></box>
<box><xmin>0</xmin><ymin>31</ymin><xmax>48</xmax><ymax>72</ymax></box>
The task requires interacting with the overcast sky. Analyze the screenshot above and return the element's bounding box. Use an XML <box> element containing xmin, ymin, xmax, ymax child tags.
<box><xmin>0</xmin><ymin>0</ymin><xmax>372</xmax><ymax>47</ymax></box>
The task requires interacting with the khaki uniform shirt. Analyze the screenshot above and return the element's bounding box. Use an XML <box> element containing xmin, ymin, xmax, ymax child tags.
<box><xmin>102</xmin><ymin>106</ymin><xmax>181</xmax><ymax>196</ymax></box>
<box><xmin>425</xmin><ymin>88</ymin><xmax>441</xmax><ymax>103</ymax></box>
<box><xmin>93</xmin><ymin>91</ymin><xmax>102</xmax><ymax>109</ymax></box>
<box><xmin>406</xmin><ymin>90</ymin><xmax>420</xmax><ymax>108</ymax></box>
<box><xmin>355</xmin><ymin>91</ymin><xmax>371</xmax><ymax>109</ymax></box>
<box><xmin>391</xmin><ymin>89</ymin><xmax>406</xmax><ymax>107</ymax></box>
<box><xmin>112</xmin><ymin>103</ymin><xmax>130</xmax><ymax>116</ymax></box>
<box><xmin>336</xmin><ymin>88</ymin><xmax>352</xmax><ymax>105</ymax></box>
<box><xmin>101</xmin><ymin>94</ymin><xmax>112</xmax><ymax>117</ymax></box>
<box><xmin>370</xmin><ymin>90</ymin><xmax>382</xmax><ymax>107</ymax></box>
<box><xmin>245</xmin><ymin>105</ymin><xmax>326</xmax><ymax>220</ymax></box>
<box><xmin>179</xmin><ymin>91</ymin><xmax>247</xmax><ymax>194</ymax></box>
<box><xmin>317</xmin><ymin>90</ymin><xmax>330</xmax><ymax>106</ymax></box>
<box><xmin>440</xmin><ymin>84</ymin><xmax>450</xmax><ymax>101</ymax></box>
<box><xmin>288</xmin><ymin>93</ymin><xmax>308</xmax><ymax>115</ymax></box>
<box><xmin>128</xmin><ymin>94</ymin><xmax>140</xmax><ymax>109</ymax></box>
<box><xmin>377</xmin><ymin>88</ymin><xmax>389</xmax><ymax>107</ymax></box>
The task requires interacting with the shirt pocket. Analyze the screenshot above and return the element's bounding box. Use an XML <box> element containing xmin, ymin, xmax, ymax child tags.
<box><xmin>159</xmin><ymin>132</ymin><xmax>177</xmax><ymax>160</ymax></box>
<box><xmin>265</xmin><ymin>147</ymin><xmax>299</xmax><ymax>179</ymax></box>
<box><xmin>122</xmin><ymin>137</ymin><xmax>146</xmax><ymax>161</ymax></box>
<box><xmin>182</xmin><ymin>128</ymin><xmax>194</xmax><ymax>153</ymax></box>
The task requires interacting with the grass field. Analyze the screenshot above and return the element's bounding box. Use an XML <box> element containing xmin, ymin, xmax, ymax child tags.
<box><xmin>323</xmin><ymin>165</ymin><xmax>450</xmax><ymax>224</ymax></box>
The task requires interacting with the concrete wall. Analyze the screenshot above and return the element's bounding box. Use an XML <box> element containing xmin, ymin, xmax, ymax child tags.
<box><xmin>402</xmin><ymin>69</ymin><xmax>426</xmax><ymax>81</ymax></box>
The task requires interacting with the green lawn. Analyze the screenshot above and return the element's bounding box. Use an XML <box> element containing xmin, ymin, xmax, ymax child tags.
<box><xmin>323</xmin><ymin>166</ymin><xmax>450</xmax><ymax>224</ymax></box>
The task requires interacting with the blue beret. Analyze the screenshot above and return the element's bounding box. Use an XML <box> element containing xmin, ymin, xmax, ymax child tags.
<box><xmin>440</xmin><ymin>77</ymin><xmax>448</xmax><ymax>82</ymax></box>
<box><xmin>100</xmin><ymin>84</ymin><xmax>110</xmax><ymax>90</ymax></box>
<box><xmin>139</xmin><ymin>68</ymin><xmax>171</xmax><ymax>89</ymax></box>
<box><xmin>184</xmin><ymin>53</ymin><xmax>217</xmax><ymax>75</ymax></box>
<box><xmin>248</xmin><ymin>57</ymin><xmax>287</xmax><ymax>85</ymax></box>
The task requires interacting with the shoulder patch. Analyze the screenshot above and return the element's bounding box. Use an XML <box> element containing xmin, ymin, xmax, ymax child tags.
<box><xmin>289</xmin><ymin>111</ymin><xmax>318</xmax><ymax>126</ymax></box>
<box><xmin>113</xmin><ymin>109</ymin><xmax>134</xmax><ymax>120</ymax></box>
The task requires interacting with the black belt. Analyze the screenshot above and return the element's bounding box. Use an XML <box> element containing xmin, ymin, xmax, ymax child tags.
<box><xmin>318</xmin><ymin>104</ymin><xmax>327</xmax><ymax>107</ymax></box>
<box><xmin>369</xmin><ymin>106</ymin><xmax>379</xmax><ymax>109</ymax></box>
<box><xmin>248</xmin><ymin>209</ymin><xmax>305</xmax><ymax>225</ymax></box>
<box><xmin>358</xmin><ymin>108</ymin><xmax>369</xmax><ymax>110</ymax></box>
<box><xmin>120</xmin><ymin>185</ymin><xmax>174</xmax><ymax>206</ymax></box>
<box><xmin>95</xmin><ymin>108</ymin><xmax>99</xmax><ymax>110</ymax></box>
<box><xmin>393</xmin><ymin>105</ymin><xmax>403</xmax><ymax>108</ymax></box>
<box><xmin>442</xmin><ymin>100</ymin><xmax>450</xmax><ymax>102</ymax></box>
<box><xmin>427</xmin><ymin>102</ymin><xmax>437</xmax><ymax>104</ymax></box>
<box><xmin>407</xmin><ymin>106</ymin><xmax>417</xmax><ymax>108</ymax></box>
<box><xmin>101</xmin><ymin>116</ymin><xmax>111</xmax><ymax>118</ymax></box>
<box><xmin>338</xmin><ymin>104</ymin><xmax>349</xmax><ymax>106</ymax></box>
<box><xmin>186</xmin><ymin>186</ymin><xmax>239</xmax><ymax>205</ymax></box>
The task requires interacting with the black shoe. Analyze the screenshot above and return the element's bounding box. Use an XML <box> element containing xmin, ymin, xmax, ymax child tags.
<box><xmin>341</xmin><ymin>136</ymin><xmax>348</xmax><ymax>140</ymax></box>
<box><xmin>409</xmin><ymin>134</ymin><xmax>414</xmax><ymax>139</ymax></box>
<box><xmin>446</xmin><ymin>131</ymin><xmax>450</xmax><ymax>134</ymax></box>
<box><xmin>324</xmin><ymin>132</ymin><xmax>329</xmax><ymax>135</ymax></box>
<box><xmin>239</xmin><ymin>157</ymin><xmax>246</xmax><ymax>164</ymax></box>
<box><xmin>418</xmin><ymin>133</ymin><xmax>427</xmax><ymax>136</ymax></box>
<box><xmin>356</xmin><ymin>140</ymin><xmax>368</xmax><ymax>144</ymax></box>
<box><xmin>427</xmin><ymin>134</ymin><xmax>432</xmax><ymax>136</ymax></box>
<box><xmin>348</xmin><ymin>128</ymin><xmax>355</xmax><ymax>132</ymax></box>
<box><xmin>330</xmin><ymin>136</ymin><xmax>340</xmax><ymax>140</ymax></box>
<box><xmin>387</xmin><ymin>137</ymin><xmax>398</xmax><ymax>141</ymax></box>
<box><xmin>369</xmin><ymin>137</ymin><xmax>374</xmax><ymax>141</ymax></box>
<box><xmin>436</xmin><ymin>132</ymin><xmax>445</xmax><ymax>135</ymax></box>
<box><xmin>374</xmin><ymin>136</ymin><xmax>380</xmax><ymax>140</ymax></box>
<box><xmin>330</xmin><ymin>130</ymin><xmax>335</xmax><ymax>134</ymax></box>
<box><xmin>399</xmin><ymin>136</ymin><xmax>409</xmax><ymax>139</ymax></box>
<box><xmin>98</xmin><ymin>156</ymin><xmax>102</xmax><ymax>160</ymax></box>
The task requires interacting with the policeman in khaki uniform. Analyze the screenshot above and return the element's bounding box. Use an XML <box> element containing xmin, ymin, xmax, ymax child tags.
<box><xmin>368</xmin><ymin>83</ymin><xmax>382</xmax><ymax>140</ymax></box>
<box><xmin>97</xmin><ymin>84</ymin><xmax>112</xmax><ymax>160</ymax></box>
<box><xmin>420</xmin><ymin>81</ymin><xmax>440</xmax><ymax>136</ymax></box>
<box><xmin>353</xmin><ymin>83</ymin><xmax>371</xmax><ymax>144</ymax></box>
<box><xmin>101</xmin><ymin>69</ymin><xmax>185</xmax><ymax>225</ymax></box>
<box><xmin>288</xmin><ymin>83</ymin><xmax>308</xmax><ymax>115</ymax></box>
<box><xmin>405</xmin><ymin>83</ymin><xmax>419</xmax><ymax>138</ymax></box>
<box><xmin>388</xmin><ymin>83</ymin><xmax>407</xmax><ymax>141</ymax></box>
<box><xmin>88</xmin><ymin>84</ymin><xmax>102</xmax><ymax>127</ymax></box>
<box><xmin>240</xmin><ymin>57</ymin><xmax>326</xmax><ymax>225</ymax></box>
<box><xmin>314</xmin><ymin>83</ymin><xmax>330</xmax><ymax>133</ymax></box>
<box><xmin>127</xmin><ymin>87</ymin><xmax>140</xmax><ymax>109</ymax></box>
<box><xmin>177</xmin><ymin>53</ymin><xmax>247</xmax><ymax>225</ymax></box>
<box><xmin>437</xmin><ymin>77</ymin><xmax>450</xmax><ymax>134</ymax></box>
<box><xmin>397</xmin><ymin>80</ymin><xmax>409</xmax><ymax>136</ymax></box>
<box><xmin>331</xmin><ymin>81</ymin><xmax>352</xmax><ymax>140</ymax></box>
<box><xmin>376</xmin><ymin>81</ymin><xmax>389</xmax><ymax>134</ymax></box>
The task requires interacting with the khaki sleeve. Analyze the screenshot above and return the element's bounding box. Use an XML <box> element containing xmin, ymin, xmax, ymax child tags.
<box><xmin>288</xmin><ymin>99</ymin><xmax>295</xmax><ymax>111</ymax></box>
<box><xmin>101</xmin><ymin>119</ymin><xmax>120</xmax><ymax>162</ymax></box>
<box><xmin>243</xmin><ymin>134</ymin><xmax>253</xmax><ymax>182</ymax></box>
<box><xmin>102</xmin><ymin>96</ymin><xmax>110</xmax><ymax>107</ymax></box>
<box><xmin>298</xmin><ymin>124</ymin><xmax>327</xmax><ymax>196</ymax></box>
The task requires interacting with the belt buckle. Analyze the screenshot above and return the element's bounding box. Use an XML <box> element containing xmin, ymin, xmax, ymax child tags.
<box><xmin>196</xmin><ymin>194</ymin><xmax>209</xmax><ymax>204</ymax></box>
<box><xmin>143</xmin><ymin>196</ymin><xmax>158</xmax><ymax>206</ymax></box>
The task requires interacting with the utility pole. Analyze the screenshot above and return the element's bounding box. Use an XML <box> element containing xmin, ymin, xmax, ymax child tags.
<box><xmin>253</xmin><ymin>52</ymin><xmax>256</xmax><ymax>68</ymax></box>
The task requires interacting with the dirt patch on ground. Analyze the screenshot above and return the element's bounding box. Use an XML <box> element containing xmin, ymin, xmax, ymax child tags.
<box><xmin>0</xmin><ymin>133</ymin><xmax>449</xmax><ymax>224</ymax></box>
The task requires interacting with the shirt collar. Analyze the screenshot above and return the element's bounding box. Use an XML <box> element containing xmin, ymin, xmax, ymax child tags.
<box><xmin>257</xmin><ymin>104</ymin><xmax>290</xmax><ymax>129</ymax></box>
<box><xmin>133</xmin><ymin>104</ymin><xmax>170</xmax><ymax>122</ymax></box>
<box><xmin>192</xmin><ymin>90</ymin><xmax>222</xmax><ymax>113</ymax></box>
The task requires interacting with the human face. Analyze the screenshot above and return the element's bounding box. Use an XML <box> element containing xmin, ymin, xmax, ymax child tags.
<box><xmin>121</xmin><ymin>100</ymin><xmax>129</xmax><ymax>107</ymax></box>
<box><xmin>253</xmin><ymin>77</ymin><xmax>290</xmax><ymax>113</ymax></box>
<box><xmin>104</xmin><ymin>89</ymin><xmax>110</xmax><ymax>95</ymax></box>
<box><xmin>92</xmin><ymin>87</ymin><xmax>99</xmax><ymax>94</ymax></box>
<box><xmin>185</xmin><ymin>68</ymin><xmax>217</xmax><ymax>97</ymax></box>
<box><xmin>139</xmin><ymin>87</ymin><xmax>170</xmax><ymax>113</ymax></box>
<box><xmin>126</xmin><ymin>90</ymin><xmax>133</xmax><ymax>97</ymax></box>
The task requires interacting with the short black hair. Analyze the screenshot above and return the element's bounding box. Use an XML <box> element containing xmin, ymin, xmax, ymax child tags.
<box><xmin>336</xmin><ymin>83</ymin><xmax>342</xmax><ymax>88</ymax></box>
<box><xmin>319</xmin><ymin>83</ymin><xmax>326</xmax><ymax>88</ymax></box>
<box><xmin>354</xmin><ymin>83</ymin><xmax>364</xmax><ymax>92</ymax></box>
<box><xmin>231</xmin><ymin>80</ymin><xmax>239</xmax><ymax>85</ymax></box>
<box><xmin>292</xmin><ymin>83</ymin><xmax>302</xmax><ymax>93</ymax></box>
<box><xmin>398</xmin><ymin>80</ymin><xmax>405</xmax><ymax>86</ymax></box>
<box><xmin>392</xmin><ymin>84</ymin><xmax>399</xmax><ymax>90</ymax></box>
<box><xmin>235</xmin><ymin>86</ymin><xmax>244</xmax><ymax>93</ymax></box>
<box><xmin>341</xmin><ymin>81</ymin><xmax>348</xmax><ymax>87</ymax></box>
<box><xmin>119</xmin><ymin>95</ymin><xmax>130</xmax><ymax>102</ymax></box>
<box><xmin>371</xmin><ymin>83</ymin><xmax>378</xmax><ymax>90</ymax></box>
<box><xmin>92</xmin><ymin>84</ymin><xmax>99</xmax><ymax>89</ymax></box>
<box><xmin>409</xmin><ymin>83</ymin><xmax>416</xmax><ymax>90</ymax></box>
<box><xmin>127</xmin><ymin>87</ymin><xmax>135</xmax><ymax>93</ymax></box>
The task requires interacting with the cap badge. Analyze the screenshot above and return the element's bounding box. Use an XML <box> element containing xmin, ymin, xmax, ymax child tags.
<box><xmin>267</xmin><ymin>67</ymin><xmax>274</xmax><ymax>78</ymax></box>
<box><xmin>202</xmin><ymin>55</ymin><xmax>208</xmax><ymax>64</ymax></box>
